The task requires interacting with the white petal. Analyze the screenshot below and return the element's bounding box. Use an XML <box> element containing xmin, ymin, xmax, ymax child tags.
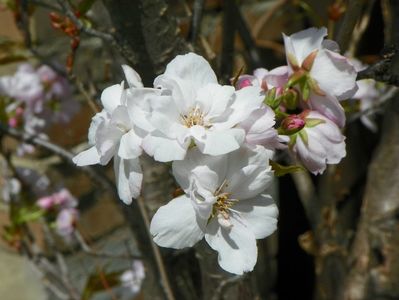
<box><xmin>205</xmin><ymin>217</ymin><xmax>257</xmax><ymax>275</ymax></box>
<box><xmin>215</xmin><ymin>86</ymin><xmax>264</xmax><ymax>129</ymax></box>
<box><xmin>122</xmin><ymin>65</ymin><xmax>144</xmax><ymax>88</ymax></box>
<box><xmin>114</xmin><ymin>156</ymin><xmax>143</xmax><ymax>204</ymax></box>
<box><xmin>154</xmin><ymin>75</ymin><xmax>197</xmax><ymax>113</ymax></box>
<box><xmin>172</xmin><ymin>147</ymin><xmax>227</xmax><ymax>191</ymax></box>
<box><xmin>118</xmin><ymin>129</ymin><xmax>143</xmax><ymax>159</ymax></box>
<box><xmin>322</xmin><ymin>39</ymin><xmax>340</xmax><ymax>52</ymax></box>
<box><xmin>88</xmin><ymin>111</ymin><xmax>108</xmax><ymax>145</ymax></box>
<box><xmin>150</xmin><ymin>195</ymin><xmax>205</xmax><ymax>249</ymax></box>
<box><xmin>142</xmin><ymin>132</ymin><xmax>188</xmax><ymax>162</ymax></box>
<box><xmin>295</xmin><ymin>133</ymin><xmax>326</xmax><ymax>174</ymax></box>
<box><xmin>233</xmin><ymin>194</ymin><xmax>278</xmax><ymax>239</ymax></box>
<box><xmin>101</xmin><ymin>84</ymin><xmax>123</xmax><ymax>113</ymax></box>
<box><xmin>147</xmin><ymin>95</ymin><xmax>187</xmax><ymax>139</ymax></box>
<box><xmin>72</xmin><ymin>146</ymin><xmax>101</xmax><ymax>166</ymax></box>
<box><xmin>197</xmin><ymin>128</ymin><xmax>245</xmax><ymax>156</ymax></box>
<box><xmin>195</xmin><ymin>84</ymin><xmax>235</xmax><ymax>119</ymax></box>
<box><xmin>161</xmin><ymin>52</ymin><xmax>217</xmax><ymax>89</ymax></box>
<box><xmin>111</xmin><ymin>105</ymin><xmax>131</xmax><ymax>130</ymax></box>
<box><xmin>224</xmin><ymin>146</ymin><xmax>274</xmax><ymax>199</ymax></box>
<box><xmin>307</xmin><ymin>93</ymin><xmax>346</xmax><ymax>128</ymax></box>
<box><xmin>95</xmin><ymin>122</ymin><xmax>122</xmax><ymax>165</ymax></box>
<box><xmin>311</xmin><ymin>49</ymin><xmax>358</xmax><ymax>100</ymax></box>
<box><xmin>283</xmin><ymin>27</ymin><xmax>327</xmax><ymax>65</ymax></box>
<box><xmin>188</xmin><ymin>178</ymin><xmax>216</xmax><ymax>220</ymax></box>
<box><xmin>264</xmin><ymin>66</ymin><xmax>289</xmax><ymax>88</ymax></box>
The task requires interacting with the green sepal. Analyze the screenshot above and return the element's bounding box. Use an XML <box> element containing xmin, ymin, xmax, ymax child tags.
<box><xmin>300</xmin><ymin>80</ymin><xmax>311</xmax><ymax>101</ymax></box>
<box><xmin>305</xmin><ymin>118</ymin><xmax>325</xmax><ymax>128</ymax></box>
<box><xmin>298</xmin><ymin>129</ymin><xmax>309</xmax><ymax>145</ymax></box>
<box><xmin>287</xmin><ymin>70</ymin><xmax>307</xmax><ymax>88</ymax></box>
<box><xmin>270</xmin><ymin>160</ymin><xmax>305</xmax><ymax>177</ymax></box>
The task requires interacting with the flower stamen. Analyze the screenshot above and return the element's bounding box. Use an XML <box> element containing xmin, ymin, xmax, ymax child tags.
<box><xmin>181</xmin><ymin>106</ymin><xmax>206</xmax><ymax>128</ymax></box>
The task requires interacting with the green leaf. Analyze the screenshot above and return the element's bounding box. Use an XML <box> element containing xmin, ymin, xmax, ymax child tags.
<box><xmin>270</xmin><ymin>160</ymin><xmax>305</xmax><ymax>177</ymax></box>
<box><xmin>9</xmin><ymin>202</ymin><xmax>45</xmax><ymax>226</ymax></box>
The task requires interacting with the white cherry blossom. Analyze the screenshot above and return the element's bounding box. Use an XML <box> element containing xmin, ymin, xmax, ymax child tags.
<box><xmin>283</xmin><ymin>27</ymin><xmax>358</xmax><ymax>128</ymax></box>
<box><xmin>289</xmin><ymin>110</ymin><xmax>346</xmax><ymax>174</ymax></box>
<box><xmin>141</xmin><ymin>53</ymin><xmax>264</xmax><ymax>162</ymax></box>
<box><xmin>150</xmin><ymin>146</ymin><xmax>278</xmax><ymax>274</ymax></box>
<box><xmin>73</xmin><ymin>65</ymin><xmax>158</xmax><ymax>203</ymax></box>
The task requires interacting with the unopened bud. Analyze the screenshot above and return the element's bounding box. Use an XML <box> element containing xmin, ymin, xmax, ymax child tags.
<box><xmin>283</xmin><ymin>89</ymin><xmax>299</xmax><ymax>110</ymax></box>
<box><xmin>8</xmin><ymin>117</ymin><xmax>18</xmax><ymax>128</ymax></box>
<box><xmin>235</xmin><ymin>76</ymin><xmax>254</xmax><ymax>90</ymax></box>
<box><xmin>280</xmin><ymin>114</ymin><xmax>306</xmax><ymax>135</ymax></box>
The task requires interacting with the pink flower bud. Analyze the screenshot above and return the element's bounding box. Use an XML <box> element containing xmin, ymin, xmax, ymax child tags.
<box><xmin>281</xmin><ymin>114</ymin><xmax>306</xmax><ymax>134</ymax></box>
<box><xmin>8</xmin><ymin>117</ymin><xmax>18</xmax><ymax>128</ymax></box>
<box><xmin>235</xmin><ymin>75</ymin><xmax>255</xmax><ymax>90</ymax></box>
<box><xmin>37</xmin><ymin>196</ymin><xmax>56</xmax><ymax>210</ymax></box>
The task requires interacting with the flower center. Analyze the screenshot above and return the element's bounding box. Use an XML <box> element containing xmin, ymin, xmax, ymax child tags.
<box><xmin>210</xmin><ymin>180</ymin><xmax>238</xmax><ymax>228</ymax></box>
<box><xmin>181</xmin><ymin>106</ymin><xmax>205</xmax><ymax>128</ymax></box>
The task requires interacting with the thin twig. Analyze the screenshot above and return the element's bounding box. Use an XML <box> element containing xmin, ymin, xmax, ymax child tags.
<box><xmin>211</xmin><ymin>275</ymin><xmax>243</xmax><ymax>300</ymax></box>
<box><xmin>18</xmin><ymin>0</ymin><xmax>67</xmax><ymax>76</ymax></box>
<box><xmin>356</xmin><ymin>46</ymin><xmax>399</xmax><ymax>86</ymax></box>
<box><xmin>42</xmin><ymin>223</ymin><xmax>80</xmax><ymax>300</ymax></box>
<box><xmin>252</xmin><ymin>0</ymin><xmax>288</xmax><ymax>39</ymax></box>
<box><xmin>336</xmin><ymin>0</ymin><xmax>365</xmax><ymax>52</ymax></box>
<box><xmin>0</xmin><ymin>124</ymin><xmax>116</xmax><ymax>195</ymax></box>
<box><xmin>55</xmin><ymin>0</ymin><xmax>114</xmax><ymax>42</ymax></box>
<box><xmin>74</xmin><ymin>231</ymin><xmax>142</xmax><ymax>259</ymax></box>
<box><xmin>289</xmin><ymin>165</ymin><xmax>320</xmax><ymax>230</ymax></box>
<box><xmin>136</xmin><ymin>196</ymin><xmax>176</xmax><ymax>300</ymax></box>
<box><xmin>220</xmin><ymin>0</ymin><xmax>236</xmax><ymax>83</ymax></box>
<box><xmin>228</xmin><ymin>0</ymin><xmax>263</xmax><ymax>68</ymax></box>
<box><xmin>348</xmin><ymin>87</ymin><xmax>398</xmax><ymax>124</ymax></box>
<box><xmin>73</xmin><ymin>76</ymin><xmax>100</xmax><ymax>113</ymax></box>
<box><xmin>188</xmin><ymin>0</ymin><xmax>205</xmax><ymax>43</ymax></box>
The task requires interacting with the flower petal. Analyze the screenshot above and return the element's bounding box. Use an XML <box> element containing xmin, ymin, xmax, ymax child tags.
<box><xmin>142</xmin><ymin>131</ymin><xmax>188</xmax><ymax>162</ymax></box>
<box><xmin>161</xmin><ymin>52</ymin><xmax>217</xmax><ymax>89</ymax></box>
<box><xmin>225</xmin><ymin>146</ymin><xmax>274</xmax><ymax>199</ymax></box>
<box><xmin>118</xmin><ymin>129</ymin><xmax>143</xmax><ymax>159</ymax></box>
<box><xmin>172</xmin><ymin>147</ymin><xmax>227</xmax><ymax>191</ymax></box>
<box><xmin>114</xmin><ymin>156</ymin><xmax>143</xmax><ymax>204</ymax></box>
<box><xmin>196</xmin><ymin>128</ymin><xmax>245</xmax><ymax>156</ymax></box>
<box><xmin>205</xmin><ymin>217</ymin><xmax>257</xmax><ymax>275</ymax></box>
<box><xmin>150</xmin><ymin>195</ymin><xmax>205</xmax><ymax>249</ymax></box>
<box><xmin>307</xmin><ymin>93</ymin><xmax>346</xmax><ymax>128</ymax></box>
<box><xmin>122</xmin><ymin>65</ymin><xmax>144</xmax><ymax>88</ymax></box>
<box><xmin>101</xmin><ymin>84</ymin><xmax>123</xmax><ymax>113</ymax></box>
<box><xmin>283</xmin><ymin>27</ymin><xmax>327</xmax><ymax>65</ymax></box>
<box><xmin>72</xmin><ymin>146</ymin><xmax>101</xmax><ymax>166</ymax></box>
<box><xmin>233</xmin><ymin>194</ymin><xmax>278</xmax><ymax>239</ymax></box>
<box><xmin>311</xmin><ymin>49</ymin><xmax>358</xmax><ymax>100</ymax></box>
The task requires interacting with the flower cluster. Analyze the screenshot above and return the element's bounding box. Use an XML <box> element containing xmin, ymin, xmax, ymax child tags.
<box><xmin>0</xmin><ymin>63</ymin><xmax>79</xmax><ymax>154</ymax></box>
<box><xmin>74</xmin><ymin>27</ymin><xmax>358</xmax><ymax>274</ymax></box>
<box><xmin>37</xmin><ymin>188</ymin><xmax>79</xmax><ymax>238</ymax></box>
